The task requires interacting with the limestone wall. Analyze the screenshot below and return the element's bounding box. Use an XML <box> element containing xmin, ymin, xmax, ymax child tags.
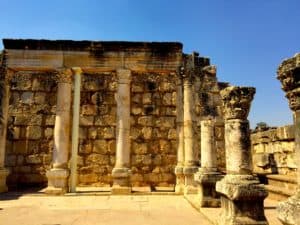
<box><xmin>129</xmin><ymin>72</ymin><xmax>177</xmax><ymax>187</ymax></box>
<box><xmin>77</xmin><ymin>72</ymin><xmax>117</xmax><ymax>186</ymax></box>
<box><xmin>251</xmin><ymin>125</ymin><xmax>297</xmax><ymax>175</ymax></box>
<box><xmin>5</xmin><ymin>71</ymin><xmax>57</xmax><ymax>186</ymax></box>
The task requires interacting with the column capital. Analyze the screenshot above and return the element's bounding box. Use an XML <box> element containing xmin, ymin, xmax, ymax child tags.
<box><xmin>220</xmin><ymin>86</ymin><xmax>255</xmax><ymax>120</ymax></box>
<box><xmin>200</xmin><ymin>118</ymin><xmax>215</xmax><ymax>127</ymax></box>
<box><xmin>116</xmin><ymin>69</ymin><xmax>131</xmax><ymax>83</ymax></box>
<box><xmin>202</xmin><ymin>65</ymin><xmax>217</xmax><ymax>77</ymax></box>
<box><xmin>277</xmin><ymin>53</ymin><xmax>300</xmax><ymax>111</ymax></box>
<box><xmin>71</xmin><ymin>67</ymin><xmax>82</xmax><ymax>75</ymax></box>
<box><xmin>55</xmin><ymin>68</ymin><xmax>73</xmax><ymax>83</ymax></box>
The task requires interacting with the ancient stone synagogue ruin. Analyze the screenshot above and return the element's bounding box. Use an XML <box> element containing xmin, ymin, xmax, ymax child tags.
<box><xmin>0</xmin><ymin>39</ymin><xmax>299</xmax><ymax>225</ymax></box>
<box><xmin>0</xmin><ymin>39</ymin><xmax>226</xmax><ymax>193</ymax></box>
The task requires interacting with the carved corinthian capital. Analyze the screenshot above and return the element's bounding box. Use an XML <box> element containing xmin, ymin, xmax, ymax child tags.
<box><xmin>55</xmin><ymin>68</ymin><xmax>73</xmax><ymax>83</ymax></box>
<box><xmin>220</xmin><ymin>86</ymin><xmax>256</xmax><ymax>120</ymax></box>
<box><xmin>277</xmin><ymin>53</ymin><xmax>300</xmax><ymax>111</ymax></box>
<box><xmin>117</xmin><ymin>69</ymin><xmax>131</xmax><ymax>84</ymax></box>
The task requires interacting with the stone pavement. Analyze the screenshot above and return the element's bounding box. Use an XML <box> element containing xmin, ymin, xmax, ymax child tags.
<box><xmin>0</xmin><ymin>194</ymin><xmax>213</xmax><ymax>225</ymax></box>
<box><xmin>0</xmin><ymin>191</ymin><xmax>282</xmax><ymax>225</ymax></box>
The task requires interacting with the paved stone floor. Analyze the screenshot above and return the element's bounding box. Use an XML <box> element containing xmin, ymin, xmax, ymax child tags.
<box><xmin>0</xmin><ymin>194</ymin><xmax>212</xmax><ymax>225</ymax></box>
<box><xmin>0</xmin><ymin>191</ymin><xmax>281</xmax><ymax>225</ymax></box>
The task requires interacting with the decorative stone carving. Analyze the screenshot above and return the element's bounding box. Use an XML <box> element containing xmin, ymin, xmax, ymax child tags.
<box><xmin>216</xmin><ymin>86</ymin><xmax>268</xmax><ymax>225</ymax></box>
<box><xmin>54</xmin><ymin>68</ymin><xmax>73</xmax><ymax>84</ymax></box>
<box><xmin>220</xmin><ymin>86</ymin><xmax>255</xmax><ymax>120</ymax></box>
<box><xmin>112</xmin><ymin>69</ymin><xmax>132</xmax><ymax>194</ymax></box>
<box><xmin>277</xmin><ymin>53</ymin><xmax>300</xmax><ymax>225</ymax></box>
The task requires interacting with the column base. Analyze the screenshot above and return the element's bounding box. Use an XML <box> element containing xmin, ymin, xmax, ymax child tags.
<box><xmin>45</xmin><ymin>168</ymin><xmax>69</xmax><ymax>195</ymax></box>
<box><xmin>216</xmin><ymin>175</ymin><xmax>268</xmax><ymax>225</ymax></box>
<box><xmin>0</xmin><ymin>168</ymin><xmax>9</xmax><ymax>193</ymax></box>
<box><xmin>277</xmin><ymin>192</ymin><xmax>300</xmax><ymax>225</ymax></box>
<box><xmin>175</xmin><ymin>166</ymin><xmax>185</xmax><ymax>194</ymax></box>
<box><xmin>111</xmin><ymin>167</ymin><xmax>131</xmax><ymax>195</ymax></box>
<box><xmin>194</xmin><ymin>168</ymin><xmax>223</xmax><ymax>207</ymax></box>
<box><xmin>183</xmin><ymin>166</ymin><xmax>198</xmax><ymax>194</ymax></box>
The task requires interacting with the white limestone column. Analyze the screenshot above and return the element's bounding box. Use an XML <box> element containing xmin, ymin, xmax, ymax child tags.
<box><xmin>0</xmin><ymin>68</ymin><xmax>12</xmax><ymax>192</ymax></box>
<box><xmin>277</xmin><ymin>53</ymin><xmax>300</xmax><ymax>225</ymax></box>
<box><xmin>200</xmin><ymin>119</ymin><xmax>217</xmax><ymax>171</ymax></box>
<box><xmin>46</xmin><ymin>68</ymin><xmax>72</xmax><ymax>194</ymax></box>
<box><xmin>225</xmin><ymin>119</ymin><xmax>252</xmax><ymax>175</ymax></box>
<box><xmin>194</xmin><ymin>118</ymin><xmax>223</xmax><ymax>207</ymax></box>
<box><xmin>175</xmin><ymin>75</ymin><xmax>185</xmax><ymax>193</ymax></box>
<box><xmin>112</xmin><ymin>69</ymin><xmax>132</xmax><ymax>194</ymax></box>
<box><xmin>182</xmin><ymin>69</ymin><xmax>198</xmax><ymax>194</ymax></box>
<box><xmin>69</xmin><ymin>67</ymin><xmax>82</xmax><ymax>193</ymax></box>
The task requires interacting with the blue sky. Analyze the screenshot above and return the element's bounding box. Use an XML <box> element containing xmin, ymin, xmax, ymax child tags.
<box><xmin>1</xmin><ymin>0</ymin><xmax>299</xmax><ymax>128</ymax></box>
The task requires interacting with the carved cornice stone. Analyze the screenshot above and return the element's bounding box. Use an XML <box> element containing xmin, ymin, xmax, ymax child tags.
<box><xmin>220</xmin><ymin>86</ymin><xmax>256</xmax><ymax>120</ymax></box>
<box><xmin>277</xmin><ymin>53</ymin><xmax>300</xmax><ymax>111</ymax></box>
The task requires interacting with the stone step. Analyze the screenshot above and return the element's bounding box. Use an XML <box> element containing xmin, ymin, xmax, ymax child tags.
<box><xmin>264</xmin><ymin>174</ymin><xmax>297</xmax><ymax>201</ymax></box>
<box><xmin>265</xmin><ymin>184</ymin><xmax>295</xmax><ymax>201</ymax></box>
<box><xmin>266</xmin><ymin>174</ymin><xmax>297</xmax><ymax>190</ymax></box>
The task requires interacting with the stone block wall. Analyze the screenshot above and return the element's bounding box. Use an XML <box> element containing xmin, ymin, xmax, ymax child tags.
<box><xmin>5</xmin><ymin>71</ymin><xmax>57</xmax><ymax>187</ymax></box>
<box><xmin>77</xmin><ymin>72</ymin><xmax>117</xmax><ymax>186</ymax></box>
<box><xmin>129</xmin><ymin>72</ymin><xmax>177</xmax><ymax>187</ymax></box>
<box><xmin>251</xmin><ymin>125</ymin><xmax>296</xmax><ymax>175</ymax></box>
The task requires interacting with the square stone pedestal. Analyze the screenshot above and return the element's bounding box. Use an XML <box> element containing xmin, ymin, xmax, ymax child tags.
<box><xmin>175</xmin><ymin>166</ymin><xmax>185</xmax><ymax>194</ymax></box>
<box><xmin>0</xmin><ymin>168</ymin><xmax>9</xmax><ymax>193</ymax></box>
<box><xmin>194</xmin><ymin>169</ymin><xmax>223</xmax><ymax>207</ymax></box>
<box><xmin>111</xmin><ymin>168</ymin><xmax>131</xmax><ymax>195</ymax></box>
<box><xmin>216</xmin><ymin>175</ymin><xmax>268</xmax><ymax>225</ymax></box>
<box><xmin>46</xmin><ymin>168</ymin><xmax>69</xmax><ymax>195</ymax></box>
<box><xmin>278</xmin><ymin>193</ymin><xmax>300</xmax><ymax>225</ymax></box>
<box><xmin>183</xmin><ymin>166</ymin><xmax>198</xmax><ymax>194</ymax></box>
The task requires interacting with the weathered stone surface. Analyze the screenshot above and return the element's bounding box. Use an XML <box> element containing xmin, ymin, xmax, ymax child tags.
<box><xmin>80</xmin><ymin>116</ymin><xmax>94</xmax><ymax>126</ymax></box>
<box><xmin>26</xmin><ymin>126</ymin><xmax>42</xmax><ymax>140</ymax></box>
<box><xmin>25</xmin><ymin>155</ymin><xmax>42</xmax><ymax>164</ymax></box>
<box><xmin>93</xmin><ymin>140</ymin><xmax>108</xmax><ymax>154</ymax></box>
<box><xmin>251</xmin><ymin>125</ymin><xmax>296</xmax><ymax>175</ymax></box>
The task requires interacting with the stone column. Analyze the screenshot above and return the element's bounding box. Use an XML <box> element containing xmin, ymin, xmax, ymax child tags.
<box><xmin>0</xmin><ymin>67</ymin><xmax>12</xmax><ymax>192</ymax></box>
<box><xmin>112</xmin><ymin>69</ymin><xmax>132</xmax><ymax>194</ymax></box>
<box><xmin>216</xmin><ymin>86</ymin><xmax>268</xmax><ymax>225</ymax></box>
<box><xmin>194</xmin><ymin>119</ymin><xmax>222</xmax><ymax>207</ymax></box>
<box><xmin>277</xmin><ymin>53</ymin><xmax>300</xmax><ymax>225</ymax></box>
<box><xmin>182</xmin><ymin>64</ymin><xmax>198</xmax><ymax>194</ymax></box>
<box><xmin>46</xmin><ymin>69</ymin><xmax>72</xmax><ymax>194</ymax></box>
<box><xmin>175</xmin><ymin>75</ymin><xmax>185</xmax><ymax>194</ymax></box>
